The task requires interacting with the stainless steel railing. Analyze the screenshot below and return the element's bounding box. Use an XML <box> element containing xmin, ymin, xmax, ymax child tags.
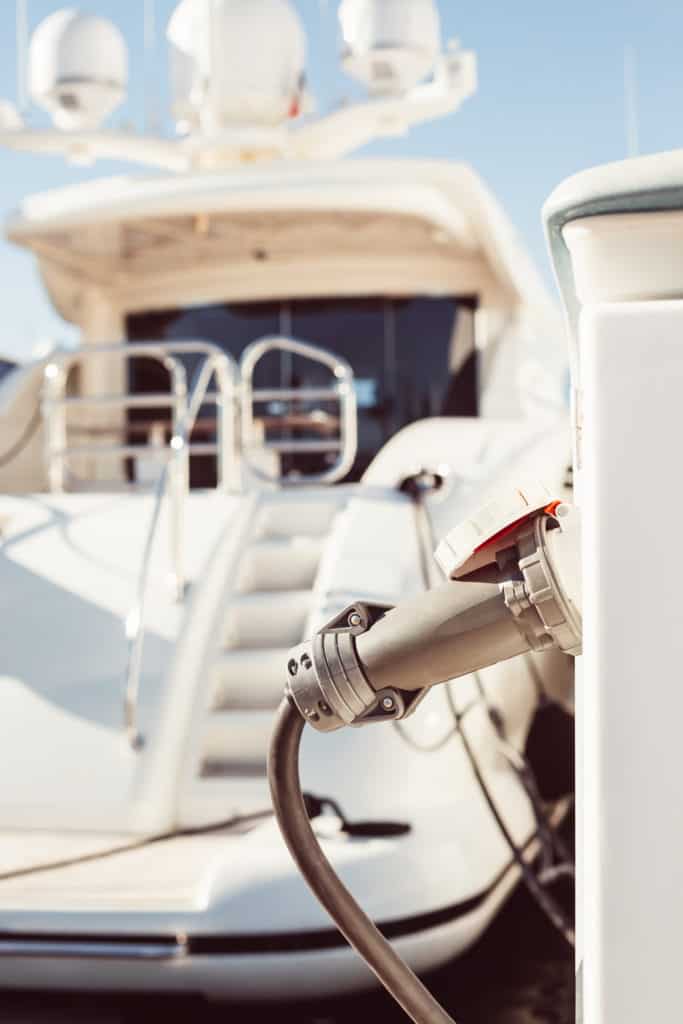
<box><xmin>42</xmin><ymin>341</ymin><xmax>239</xmax><ymax>495</ymax></box>
<box><xmin>42</xmin><ymin>342</ymin><xmax>239</xmax><ymax>748</ymax></box>
<box><xmin>240</xmin><ymin>336</ymin><xmax>358</xmax><ymax>486</ymax></box>
<box><xmin>121</xmin><ymin>347</ymin><xmax>239</xmax><ymax>748</ymax></box>
<box><xmin>42</xmin><ymin>336</ymin><xmax>358</xmax><ymax>748</ymax></box>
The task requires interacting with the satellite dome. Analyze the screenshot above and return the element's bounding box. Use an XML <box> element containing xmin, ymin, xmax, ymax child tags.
<box><xmin>29</xmin><ymin>9</ymin><xmax>128</xmax><ymax>131</ymax></box>
<box><xmin>167</xmin><ymin>0</ymin><xmax>306</xmax><ymax>133</ymax></box>
<box><xmin>339</xmin><ymin>0</ymin><xmax>441</xmax><ymax>95</ymax></box>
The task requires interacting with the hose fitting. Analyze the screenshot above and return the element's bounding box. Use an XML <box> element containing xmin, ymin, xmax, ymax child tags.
<box><xmin>286</xmin><ymin>602</ymin><xmax>427</xmax><ymax>733</ymax></box>
<box><xmin>286</xmin><ymin>501</ymin><xmax>581</xmax><ymax>733</ymax></box>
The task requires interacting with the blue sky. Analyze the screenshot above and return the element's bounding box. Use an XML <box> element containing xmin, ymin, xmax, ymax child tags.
<box><xmin>1</xmin><ymin>0</ymin><xmax>683</xmax><ymax>358</ymax></box>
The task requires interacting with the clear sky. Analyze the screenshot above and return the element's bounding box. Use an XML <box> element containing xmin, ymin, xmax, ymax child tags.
<box><xmin>1</xmin><ymin>0</ymin><xmax>683</xmax><ymax>359</ymax></box>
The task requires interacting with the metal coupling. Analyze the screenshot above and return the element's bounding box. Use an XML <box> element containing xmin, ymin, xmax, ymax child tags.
<box><xmin>286</xmin><ymin>602</ymin><xmax>426</xmax><ymax>733</ymax></box>
<box><xmin>500</xmin><ymin>504</ymin><xmax>582</xmax><ymax>657</ymax></box>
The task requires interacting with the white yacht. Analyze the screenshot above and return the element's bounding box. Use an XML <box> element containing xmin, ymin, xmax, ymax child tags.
<box><xmin>0</xmin><ymin>0</ymin><xmax>573</xmax><ymax>1001</ymax></box>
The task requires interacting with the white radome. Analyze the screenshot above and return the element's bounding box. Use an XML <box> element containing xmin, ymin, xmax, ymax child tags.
<box><xmin>167</xmin><ymin>0</ymin><xmax>306</xmax><ymax>133</ymax></box>
<box><xmin>339</xmin><ymin>0</ymin><xmax>441</xmax><ymax>95</ymax></box>
<box><xmin>28</xmin><ymin>8</ymin><xmax>128</xmax><ymax>132</ymax></box>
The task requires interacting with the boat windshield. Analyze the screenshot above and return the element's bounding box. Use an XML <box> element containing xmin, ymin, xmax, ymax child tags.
<box><xmin>127</xmin><ymin>295</ymin><xmax>478</xmax><ymax>483</ymax></box>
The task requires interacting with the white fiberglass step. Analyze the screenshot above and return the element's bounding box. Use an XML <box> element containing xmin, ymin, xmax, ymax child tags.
<box><xmin>236</xmin><ymin>536</ymin><xmax>325</xmax><ymax>593</ymax></box>
<box><xmin>212</xmin><ymin>648</ymin><xmax>289</xmax><ymax>711</ymax></box>
<box><xmin>201</xmin><ymin>710</ymin><xmax>274</xmax><ymax>768</ymax></box>
<box><xmin>222</xmin><ymin>590</ymin><xmax>312</xmax><ymax>649</ymax></box>
<box><xmin>254</xmin><ymin>497</ymin><xmax>343</xmax><ymax>539</ymax></box>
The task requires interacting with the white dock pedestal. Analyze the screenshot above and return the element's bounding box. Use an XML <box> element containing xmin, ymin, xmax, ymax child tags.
<box><xmin>581</xmin><ymin>299</ymin><xmax>683</xmax><ymax>1024</ymax></box>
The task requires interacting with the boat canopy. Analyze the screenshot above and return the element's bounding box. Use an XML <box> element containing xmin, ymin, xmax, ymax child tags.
<box><xmin>6</xmin><ymin>159</ymin><xmax>555</xmax><ymax>325</ymax></box>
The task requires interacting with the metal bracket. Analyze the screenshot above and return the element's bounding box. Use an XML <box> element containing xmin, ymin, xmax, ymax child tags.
<box><xmin>502</xmin><ymin>510</ymin><xmax>582</xmax><ymax>657</ymax></box>
<box><xmin>354</xmin><ymin>686</ymin><xmax>429</xmax><ymax>726</ymax></box>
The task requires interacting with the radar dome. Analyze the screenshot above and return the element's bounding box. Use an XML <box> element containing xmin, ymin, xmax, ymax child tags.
<box><xmin>339</xmin><ymin>0</ymin><xmax>441</xmax><ymax>95</ymax></box>
<box><xmin>167</xmin><ymin>0</ymin><xmax>306</xmax><ymax>133</ymax></box>
<box><xmin>29</xmin><ymin>9</ymin><xmax>128</xmax><ymax>131</ymax></box>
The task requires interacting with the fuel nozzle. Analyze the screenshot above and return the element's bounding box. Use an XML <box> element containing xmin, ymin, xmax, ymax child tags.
<box><xmin>286</xmin><ymin>489</ymin><xmax>581</xmax><ymax>733</ymax></box>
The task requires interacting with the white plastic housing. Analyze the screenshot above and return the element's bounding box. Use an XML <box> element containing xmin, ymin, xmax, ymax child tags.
<box><xmin>339</xmin><ymin>0</ymin><xmax>441</xmax><ymax>95</ymax></box>
<box><xmin>564</xmin><ymin>211</ymin><xmax>683</xmax><ymax>305</ymax></box>
<box><xmin>167</xmin><ymin>0</ymin><xmax>306</xmax><ymax>133</ymax></box>
<box><xmin>29</xmin><ymin>9</ymin><xmax>128</xmax><ymax>131</ymax></box>
<box><xmin>580</xmin><ymin>299</ymin><xmax>683</xmax><ymax>1024</ymax></box>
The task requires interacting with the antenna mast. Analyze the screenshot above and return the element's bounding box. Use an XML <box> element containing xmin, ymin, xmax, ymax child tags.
<box><xmin>143</xmin><ymin>0</ymin><xmax>159</xmax><ymax>132</ymax></box>
<box><xmin>624</xmin><ymin>44</ymin><xmax>640</xmax><ymax>158</ymax></box>
<box><xmin>16</xmin><ymin>0</ymin><xmax>29</xmax><ymax>115</ymax></box>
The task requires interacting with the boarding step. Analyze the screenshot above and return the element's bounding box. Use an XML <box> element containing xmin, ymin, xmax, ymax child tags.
<box><xmin>212</xmin><ymin>648</ymin><xmax>289</xmax><ymax>711</ymax></box>
<box><xmin>236</xmin><ymin>536</ymin><xmax>325</xmax><ymax>593</ymax></box>
<box><xmin>201</xmin><ymin>709</ymin><xmax>275</xmax><ymax>768</ymax></box>
<box><xmin>222</xmin><ymin>590</ymin><xmax>312</xmax><ymax>649</ymax></box>
<box><xmin>254</xmin><ymin>497</ymin><xmax>343</xmax><ymax>539</ymax></box>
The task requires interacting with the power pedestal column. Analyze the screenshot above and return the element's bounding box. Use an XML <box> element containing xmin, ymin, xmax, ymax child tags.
<box><xmin>546</xmin><ymin>162</ymin><xmax>683</xmax><ymax>1024</ymax></box>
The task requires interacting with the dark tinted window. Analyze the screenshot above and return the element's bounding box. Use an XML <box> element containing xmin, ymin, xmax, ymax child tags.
<box><xmin>0</xmin><ymin>359</ymin><xmax>16</xmax><ymax>384</ymax></box>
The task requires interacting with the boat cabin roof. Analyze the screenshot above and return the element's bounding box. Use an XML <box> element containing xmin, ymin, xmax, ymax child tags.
<box><xmin>6</xmin><ymin>159</ymin><xmax>554</xmax><ymax>326</ymax></box>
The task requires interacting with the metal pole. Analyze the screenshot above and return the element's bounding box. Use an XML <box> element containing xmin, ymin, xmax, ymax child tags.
<box><xmin>624</xmin><ymin>44</ymin><xmax>640</xmax><ymax>158</ymax></box>
<box><xmin>168</xmin><ymin>360</ymin><xmax>189</xmax><ymax>601</ymax></box>
<box><xmin>214</xmin><ymin>356</ymin><xmax>238</xmax><ymax>493</ymax></box>
<box><xmin>43</xmin><ymin>362</ymin><xmax>67</xmax><ymax>493</ymax></box>
<box><xmin>143</xmin><ymin>0</ymin><xmax>158</xmax><ymax>133</ymax></box>
<box><xmin>16</xmin><ymin>0</ymin><xmax>29</xmax><ymax>116</ymax></box>
<box><xmin>206</xmin><ymin>0</ymin><xmax>219</xmax><ymax>135</ymax></box>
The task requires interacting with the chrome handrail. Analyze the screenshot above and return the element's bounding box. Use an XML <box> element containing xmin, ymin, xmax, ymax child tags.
<box><xmin>240</xmin><ymin>336</ymin><xmax>358</xmax><ymax>486</ymax></box>
<box><xmin>42</xmin><ymin>336</ymin><xmax>358</xmax><ymax>748</ymax></box>
<box><xmin>123</xmin><ymin>347</ymin><xmax>239</xmax><ymax>749</ymax></box>
<box><xmin>41</xmin><ymin>341</ymin><xmax>238</xmax><ymax>749</ymax></box>
<box><xmin>42</xmin><ymin>340</ymin><xmax>239</xmax><ymax>493</ymax></box>
<box><xmin>43</xmin><ymin>343</ymin><xmax>188</xmax><ymax>494</ymax></box>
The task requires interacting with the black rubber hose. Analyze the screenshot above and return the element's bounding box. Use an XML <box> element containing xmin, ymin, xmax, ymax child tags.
<box><xmin>268</xmin><ymin>697</ymin><xmax>457</xmax><ymax>1024</ymax></box>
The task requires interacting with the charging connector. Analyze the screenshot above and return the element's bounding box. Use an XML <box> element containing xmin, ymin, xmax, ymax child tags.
<box><xmin>286</xmin><ymin>502</ymin><xmax>581</xmax><ymax>732</ymax></box>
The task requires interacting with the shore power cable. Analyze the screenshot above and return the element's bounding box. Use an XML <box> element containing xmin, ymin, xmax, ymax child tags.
<box><xmin>269</xmin><ymin>699</ymin><xmax>456</xmax><ymax>1024</ymax></box>
<box><xmin>268</xmin><ymin>487</ymin><xmax>581</xmax><ymax>1024</ymax></box>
